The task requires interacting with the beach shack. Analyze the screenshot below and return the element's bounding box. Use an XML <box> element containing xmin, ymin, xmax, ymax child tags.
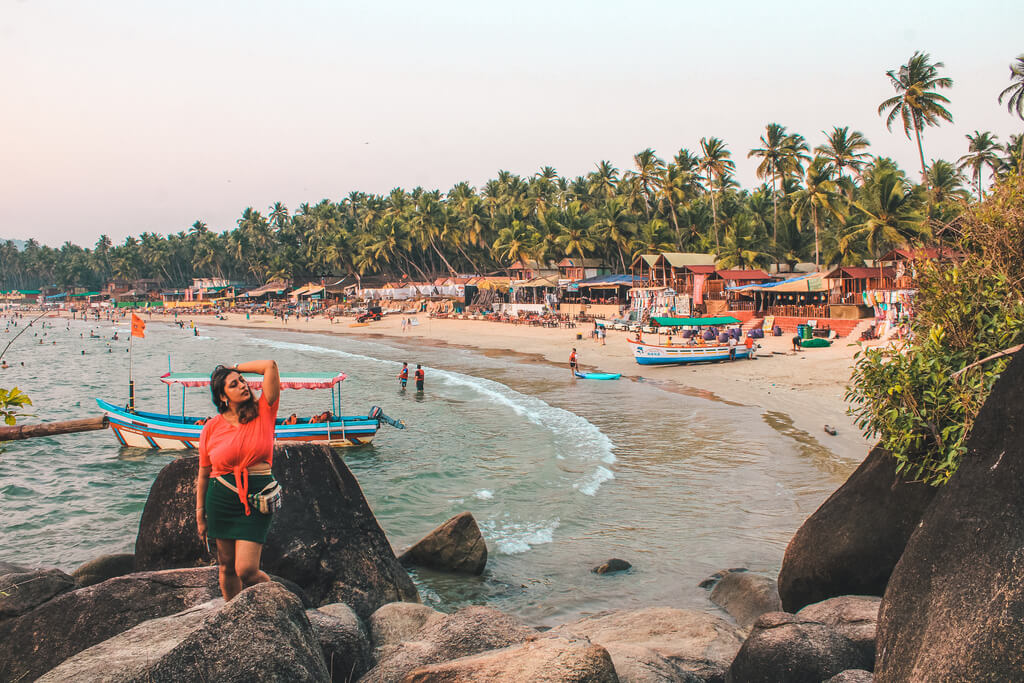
<box><xmin>710</xmin><ymin>269</ymin><xmax>772</xmax><ymax>310</ymax></box>
<box><xmin>730</xmin><ymin>273</ymin><xmax>834</xmax><ymax>319</ymax></box>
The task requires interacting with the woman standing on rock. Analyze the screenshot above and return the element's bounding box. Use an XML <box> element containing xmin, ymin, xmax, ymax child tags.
<box><xmin>195</xmin><ymin>360</ymin><xmax>281</xmax><ymax>601</ymax></box>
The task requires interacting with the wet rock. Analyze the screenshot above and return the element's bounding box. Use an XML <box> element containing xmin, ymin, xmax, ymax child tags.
<box><xmin>797</xmin><ymin>595</ymin><xmax>880</xmax><ymax>664</ymax></box>
<box><xmin>71</xmin><ymin>553</ymin><xmax>135</xmax><ymax>588</ymax></box>
<box><xmin>726</xmin><ymin>612</ymin><xmax>870</xmax><ymax>683</ymax></box>
<box><xmin>368</xmin><ymin>601</ymin><xmax>444</xmax><ymax>660</ymax></box>
<box><xmin>0</xmin><ymin>560</ymin><xmax>29</xmax><ymax>574</ymax></box>
<box><xmin>824</xmin><ymin>670</ymin><xmax>873</xmax><ymax>683</ymax></box>
<box><xmin>592</xmin><ymin>559</ymin><xmax>632</xmax><ymax>575</ymax></box>
<box><xmin>0</xmin><ymin>566</ymin><xmax>221</xmax><ymax>682</ymax></box>
<box><xmin>398</xmin><ymin>511</ymin><xmax>488</xmax><ymax>575</ymax></box>
<box><xmin>549</xmin><ymin>606</ymin><xmax>744</xmax><ymax>682</ymax></box>
<box><xmin>778</xmin><ymin>445</ymin><xmax>937</xmax><ymax>612</ymax></box>
<box><xmin>133</xmin><ymin>444</ymin><xmax>419</xmax><ymax>617</ymax></box>
<box><xmin>361</xmin><ymin>605</ymin><xmax>536</xmax><ymax>682</ymax></box>
<box><xmin>875</xmin><ymin>353</ymin><xmax>1024</xmax><ymax>681</ymax></box>
<box><xmin>709</xmin><ymin>570</ymin><xmax>782</xmax><ymax>629</ymax></box>
<box><xmin>404</xmin><ymin>635</ymin><xmax>619</xmax><ymax>682</ymax></box>
<box><xmin>307</xmin><ymin>603</ymin><xmax>372</xmax><ymax>682</ymax></box>
<box><xmin>0</xmin><ymin>567</ymin><xmax>76</xmax><ymax>620</ymax></box>
<box><xmin>698</xmin><ymin>567</ymin><xmax>747</xmax><ymax>589</ymax></box>
<box><xmin>39</xmin><ymin>582</ymin><xmax>329</xmax><ymax>682</ymax></box>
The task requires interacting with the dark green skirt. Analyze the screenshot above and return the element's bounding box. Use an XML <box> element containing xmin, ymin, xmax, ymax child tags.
<box><xmin>205</xmin><ymin>473</ymin><xmax>275</xmax><ymax>543</ymax></box>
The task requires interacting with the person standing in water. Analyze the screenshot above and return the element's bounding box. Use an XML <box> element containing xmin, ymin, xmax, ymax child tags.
<box><xmin>398</xmin><ymin>362</ymin><xmax>409</xmax><ymax>389</ymax></box>
<box><xmin>414</xmin><ymin>364</ymin><xmax>424</xmax><ymax>392</ymax></box>
<box><xmin>569</xmin><ymin>348</ymin><xmax>578</xmax><ymax>376</ymax></box>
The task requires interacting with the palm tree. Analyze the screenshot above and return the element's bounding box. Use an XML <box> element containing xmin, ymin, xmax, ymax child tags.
<box><xmin>630</xmin><ymin>219</ymin><xmax>674</xmax><ymax>261</ymax></box>
<box><xmin>815</xmin><ymin>127</ymin><xmax>871</xmax><ymax>180</ymax></box>
<box><xmin>590</xmin><ymin>198</ymin><xmax>636</xmax><ymax>272</ymax></box>
<box><xmin>749</xmin><ymin>124</ymin><xmax>809</xmax><ymax>247</ymax></box>
<box><xmin>998</xmin><ymin>54</ymin><xmax>1024</xmax><ymax>120</ymax></box>
<box><xmin>926</xmin><ymin>160</ymin><xmax>970</xmax><ymax>204</ymax></box>
<box><xmin>716</xmin><ymin>214</ymin><xmax>772</xmax><ymax>270</ymax></box>
<box><xmin>789</xmin><ymin>157</ymin><xmax>846</xmax><ymax>267</ymax></box>
<box><xmin>957</xmin><ymin>131</ymin><xmax>1001</xmax><ymax>198</ymax></box>
<box><xmin>877</xmin><ymin>51</ymin><xmax>954</xmax><ymax>183</ymax></box>
<box><xmin>626</xmin><ymin>149</ymin><xmax>666</xmax><ymax>218</ymax></box>
<box><xmin>492</xmin><ymin>221</ymin><xmax>537</xmax><ymax>268</ymax></box>
<box><xmin>1000</xmin><ymin>134</ymin><xmax>1023</xmax><ymax>177</ymax></box>
<box><xmin>697</xmin><ymin>137</ymin><xmax>735</xmax><ymax>252</ymax></box>
<box><xmin>846</xmin><ymin>169</ymin><xmax>928</xmax><ymax>259</ymax></box>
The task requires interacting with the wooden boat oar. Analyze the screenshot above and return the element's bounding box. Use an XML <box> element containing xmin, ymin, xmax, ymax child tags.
<box><xmin>0</xmin><ymin>415</ymin><xmax>109</xmax><ymax>442</ymax></box>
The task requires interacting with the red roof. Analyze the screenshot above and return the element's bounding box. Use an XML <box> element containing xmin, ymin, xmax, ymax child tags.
<box><xmin>687</xmin><ymin>265</ymin><xmax>717</xmax><ymax>274</ymax></box>
<box><xmin>824</xmin><ymin>266</ymin><xmax>896</xmax><ymax>280</ymax></box>
<box><xmin>879</xmin><ymin>247</ymin><xmax>963</xmax><ymax>262</ymax></box>
<box><xmin>716</xmin><ymin>269</ymin><xmax>771</xmax><ymax>281</ymax></box>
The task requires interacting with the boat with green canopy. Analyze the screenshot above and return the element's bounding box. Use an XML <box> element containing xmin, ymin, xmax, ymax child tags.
<box><xmin>627</xmin><ymin>316</ymin><xmax>754</xmax><ymax>365</ymax></box>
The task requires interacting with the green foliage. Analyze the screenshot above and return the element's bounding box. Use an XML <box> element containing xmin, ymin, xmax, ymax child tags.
<box><xmin>847</xmin><ymin>173</ymin><xmax>1024</xmax><ymax>486</ymax></box>
<box><xmin>0</xmin><ymin>386</ymin><xmax>32</xmax><ymax>426</ymax></box>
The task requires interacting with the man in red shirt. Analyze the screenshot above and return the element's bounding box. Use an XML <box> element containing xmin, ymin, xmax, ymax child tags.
<box><xmin>414</xmin><ymin>365</ymin><xmax>425</xmax><ymax>392</ymax></box>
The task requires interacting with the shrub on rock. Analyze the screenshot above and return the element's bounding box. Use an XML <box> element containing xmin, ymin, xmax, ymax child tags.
<box><xmin>777</xmin><ymin>445</ymin><xmax>936</xmax><ymax>612</ymax></box>
<box><xmin>875</xmin><ymin>353</ymin><xmax>1024</xmax><ymax>681</ymax></box>
<box><xmin>726</xmin><ymin>612</ymin><xmax>870</xmax><ymax>683</ymax></box>
<box><xmin>133</xmin><ymin>444</ymin><xmax>419</xmax><ymax>617</ymax></box>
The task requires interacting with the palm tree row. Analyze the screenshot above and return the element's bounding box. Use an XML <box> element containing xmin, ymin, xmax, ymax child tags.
<box><xmin>3</xmin><ymin>50</ymin><xmax>1021</xmax><ymax>292</ymax></box>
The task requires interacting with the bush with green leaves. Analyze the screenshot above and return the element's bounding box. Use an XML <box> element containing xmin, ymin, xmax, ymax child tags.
<box><xmin>846</xmin><ymin>172</ymin><xmax>1024</xmax><ymax>486</ymax></box>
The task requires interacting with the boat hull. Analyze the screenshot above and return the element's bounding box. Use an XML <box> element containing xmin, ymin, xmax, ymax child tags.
<box><xmin>97</xmin><ymin>399</ymin><xmax>378</xmax><ymax>450</ymax></box>
<box><xmin>627</xmin><ymin>339</ymin><xmax>752</xmax><ymax>365</ymax></box>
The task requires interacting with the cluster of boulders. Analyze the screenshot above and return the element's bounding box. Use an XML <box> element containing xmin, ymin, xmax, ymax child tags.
<box><xmin>4</xmin><ymin>353</ymin><xmax>1023</xmax><ymax>680</ymax></box>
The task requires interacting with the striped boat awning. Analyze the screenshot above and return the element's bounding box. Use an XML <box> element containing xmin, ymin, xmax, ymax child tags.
<box><xmin>160</xmin><ymin>371</ymin><xmax>347</xmax><ymax>389</ymax></box>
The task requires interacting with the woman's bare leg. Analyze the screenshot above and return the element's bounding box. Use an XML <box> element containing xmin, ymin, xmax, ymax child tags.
<box><xmin>234</xmin><ymin>540</ymin><xmax>271</xmax><ymax>590</ymax></box>
<box><xmin>215</xmin><ymin>539</ymin><xmax>243</xmax><ymax>601</ymax></box>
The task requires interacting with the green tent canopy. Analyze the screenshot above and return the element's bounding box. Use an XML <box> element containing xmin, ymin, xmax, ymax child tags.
<box><xmin>650</xmin><ymin>316</ymin><xmax>740</xmax><ymax>327</ymax></box>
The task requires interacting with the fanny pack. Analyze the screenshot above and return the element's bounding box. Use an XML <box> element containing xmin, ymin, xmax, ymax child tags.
<box><xmin>216</xmin><ymin>475</ymin><xmax>283</xmax><ymax>515</ymax></box>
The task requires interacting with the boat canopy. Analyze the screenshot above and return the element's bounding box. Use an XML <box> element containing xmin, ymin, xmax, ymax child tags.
<box><xmin>160</xmin><ymin>371</ymin><xmax>347</xmax><ymax>390</ymax></box>
<box><xmin>651</xmin><ymin>316</ymin><xmax>740</xmax><ymax>327</ymax></box>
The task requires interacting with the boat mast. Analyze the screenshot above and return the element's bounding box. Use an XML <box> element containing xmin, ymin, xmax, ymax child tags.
<box><xmin>128</xmin><ymin>324</ymin><xmax>135</xmax><ymax>412</ymax></box>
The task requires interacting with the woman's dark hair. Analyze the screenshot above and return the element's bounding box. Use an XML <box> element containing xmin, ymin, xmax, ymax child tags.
<box><xmin>210</xmin><ymin>365</ymin><xmax>258</xmax><ymax>424</ymax></box>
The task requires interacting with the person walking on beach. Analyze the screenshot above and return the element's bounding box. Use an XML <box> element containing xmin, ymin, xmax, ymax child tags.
<box><xmin>414</xmin><ymin>364</ymin><xmax>425</xmax><ymax>392</ymax></box>
<box><xmin>744</xmin><ymin>334</ymin><xmax>755</xmax><ymax>359</ymax></box>
<box><xmin>195</xmin><ymin>360</ymin><xmax>282</xmax><ymax>601</ymax></box>
<box><xmin>401</xmin><ymin>317</ymin><xmax>407</xmax><ymax>333</ymax></box>
<box><xmin>398</xmin><ymin>362</ymin><xmax>409</xmax><ymax>389</ymax></box>
<box><xmin>569</xmin><ymin>348</ymin><xmax>578</xmax><ymax>376</ymax></box>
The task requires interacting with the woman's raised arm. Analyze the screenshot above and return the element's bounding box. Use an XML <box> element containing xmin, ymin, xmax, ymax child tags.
<box><xmin>235</xmin><ymin>359</ymin><xmax>280</xmax><ymax>407</ymax></box>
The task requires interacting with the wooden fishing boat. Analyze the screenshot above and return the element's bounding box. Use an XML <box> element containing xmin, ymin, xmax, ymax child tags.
<box><xmin>627</xmin><ymin>338</ymin><xmax>751</xmax><ymax>365</ymax></box>
<box><xmin>96</xmin><ymin>371</ymin><xmax>403</xmax><ymax>450</ymax></box>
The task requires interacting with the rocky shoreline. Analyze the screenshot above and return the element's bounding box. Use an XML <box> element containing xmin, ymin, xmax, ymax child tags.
<box><xmin>4</xmin><ymin>353</ymin><xmax>1023</xmax><ymax>681</ymax></box>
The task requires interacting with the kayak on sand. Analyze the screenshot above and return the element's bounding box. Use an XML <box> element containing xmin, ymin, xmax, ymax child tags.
<box><xmin>574</xmin><ymin>371</ymin><xmax>621</xmax><ymax>380</ymax></box>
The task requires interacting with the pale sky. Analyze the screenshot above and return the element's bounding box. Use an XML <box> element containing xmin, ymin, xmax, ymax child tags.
<box><xmin>3</xmin><ymin>0</ymin><xmax>1022</xmax><ymax>247</ymax></box>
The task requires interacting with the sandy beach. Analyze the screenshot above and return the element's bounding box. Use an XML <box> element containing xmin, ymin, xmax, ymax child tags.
<box><xmin>191</xmin><ymin>312</ymin><xmax>875</xmax><ymax>464</ymax></box>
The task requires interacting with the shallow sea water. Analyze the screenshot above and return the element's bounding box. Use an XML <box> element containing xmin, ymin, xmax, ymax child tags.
<box><xmin>0</xmin><ymin>316</ymin><xmax>856</xmax><ymax>624</ymax></box>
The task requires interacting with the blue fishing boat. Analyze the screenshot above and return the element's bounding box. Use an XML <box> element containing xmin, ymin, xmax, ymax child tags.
<box><xmin>97</xmin><ymin>371</ymin><xmax>403</xmax><ymax>450</ymax></box>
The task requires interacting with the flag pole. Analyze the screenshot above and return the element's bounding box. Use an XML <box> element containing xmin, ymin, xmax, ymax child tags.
<box><xmin>128</xmin><ymin>323</ymin><xmax>135</xmax><ymax>413</ymax></box>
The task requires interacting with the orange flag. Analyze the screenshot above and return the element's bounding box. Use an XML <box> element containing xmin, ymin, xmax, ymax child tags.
<box><xmin>131</xmin><ymin>313</ymin><xmax>146</xmax><ymax>338</ymax></box>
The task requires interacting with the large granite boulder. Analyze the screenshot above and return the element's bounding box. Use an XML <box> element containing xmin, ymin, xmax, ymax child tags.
<box><xmin>599</xmin><ymin>643</ymin><xmax>702</xmax><ymax>682</ymax></box>
<box><xmin>307</xmin><ymin>603</ymin><xmax>373</xmax><ymax>682</ymax></box>
<box><xmin>360</xmin><ymin>605</ymin><xmax>537</xmax><ymax>682</ymax></box>
<box><xmin>797</xmin><ymin>595</ymin><xmax>880</xmax><ymax>664</ymax></box>
<box><xmin>825</xmin><ymin>671</ymin><xmax>873</xmax><ymax>683</ymax></box>
<box><xmin>726</xmin><ymin>612</ymin><xmax>870</xmax><ymax>683</ymax></box>
<box><xmin>133</xmin><ymin>443</ymin><xmax>419</xmax><ymax>617</ymax></box>
<box><xmin>777</xmin><ymin>445</ymin><xmax>937</xmax><ymax>612</ymax></box>
<box><xmin>403</xmin><ymin>636</ymin><xmax>619</xmax><ymax>682</ymax></box>
<box><xmin>0</xmin><ymin>566</ymin><xmax>221</xmax><ymax>682</ymax></box>
<box><xmin>72</xmin><ymin>553</ymin><xmax>135</xmax><ymax>587</ymax></box>
<box><xmin>875</xmin><ymin>353</ymin><xmax>1024</xmax><ymax>681</ymax></box>
<box><xmin>708</xmin><ymin>570</ymin><xmax>782</xmax><ymax>629</ymax></box>
<box><xmin>0</xmin><ymin>566</ymin><xmax>75</xmax><ymax>619</ymax></box>
<box><xmin>368</xmin><ymin>601</ymin><xmax>444</xmax><ymax>660</ymax></box>
<box><xmin>549</xmin><ymin>606</ymin><xmax>744</xmax><ymax>682</ymax></box>
<box><xmin>39</xmin><ymin>582</ymin><xmax>329</xmax><ymax>682</ymax></box>
<box><xmin>398</xmin><ymin>511</ymin><xmax>488</xmax><ymax>575</ymax></box>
